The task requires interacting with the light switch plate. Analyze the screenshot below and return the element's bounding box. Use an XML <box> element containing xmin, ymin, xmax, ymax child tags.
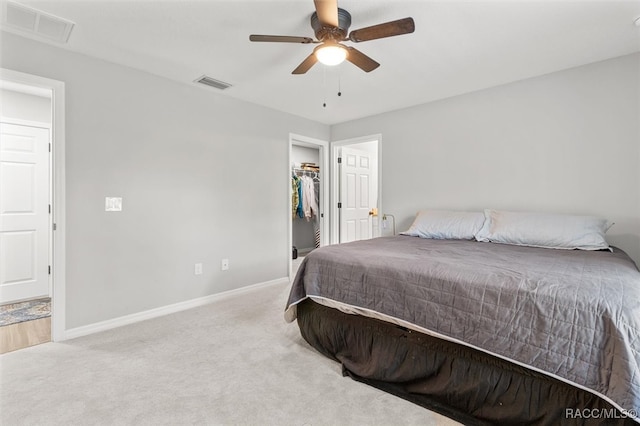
<box><xmin>105</xmin><ymin>197</ymin><xmax>122</xmax><ymax>211</ymax></box>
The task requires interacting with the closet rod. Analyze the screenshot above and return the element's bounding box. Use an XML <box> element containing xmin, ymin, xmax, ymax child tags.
<box><xmin>292</xmin><ymin>168</ymin><xmax>319</xmax><ymax>177</ymax></box>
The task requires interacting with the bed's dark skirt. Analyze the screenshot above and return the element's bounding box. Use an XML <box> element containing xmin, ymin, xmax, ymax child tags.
<box><xmin>296</xmin><ymin>299</ymin><xmax>635</xmax><ymax>426</ymax></box>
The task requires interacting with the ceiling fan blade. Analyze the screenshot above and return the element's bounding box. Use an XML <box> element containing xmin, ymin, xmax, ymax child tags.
<box><xmin>292</xmin><ymin>53</ymin><xmax>318</xmax><ymax>74</ymax></box>
<box><xmin>250</xmin><ymin>35</ymin><xmax>314</xmax><ymax>44</ymax></box>
<box><xmin>346</xmin><ymin>47</ymin><xmax>380</xmax><ymax>72</ymax></box>
<box><xmin>313</xmin><ymin>0</ymin><xmax>339</xmax><ymax>27</ymax></box>
<box><xmin>348</xmin><ymin>17</ymin><xmax>415</xmax><ymax>43</ymax></box>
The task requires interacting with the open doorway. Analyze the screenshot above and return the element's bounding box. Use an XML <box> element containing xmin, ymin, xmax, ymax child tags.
<box><xmin>331</xmin><ymin>134</ymin><xmax>381</xmax><ymax>244</ymax></box>
<box><xmin>0</xmin><ymin>80</ymin><xmax>52</xmax><ymax>352</ymax></box>
<box><xmin>288</xmin><ymin>134</ymin><xmax>329</xmax><ymax>280</ymax></box>
<box><xmin>0</xmin><ymin>68</ymin><xmax>66</xmax><ymax>347</ymax></box>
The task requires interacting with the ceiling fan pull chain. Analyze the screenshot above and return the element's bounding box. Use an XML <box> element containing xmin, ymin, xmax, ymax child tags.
<box><xmin>323</xmin><ymin>67</ymin><xmax>327</xmax><ymax>108</ymax></box>
<box><xmin>338</xmin><ymin>73</ymin><xmax>342</xmax><ymax>97</ymax></box>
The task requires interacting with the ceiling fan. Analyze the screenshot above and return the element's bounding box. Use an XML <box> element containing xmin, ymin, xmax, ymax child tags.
<box><xmin>249</xmin><ymin>0</ymin><xmax>415</xmax><ymax>74</ymax></box>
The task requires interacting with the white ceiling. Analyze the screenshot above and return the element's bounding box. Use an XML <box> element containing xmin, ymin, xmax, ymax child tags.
<box><xmin>2</xmin><ymin>0</ymin><xmax>640</xmax><ymax>125</ymax></box>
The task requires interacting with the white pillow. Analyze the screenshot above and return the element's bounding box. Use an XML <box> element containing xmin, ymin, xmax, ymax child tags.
<box><xmin>401</xmin><ymin>210</ymin><xmax>485</xmax><ymax>240</ymax></box>
<box><xmin>475</xmin><ymin>209</ymin><xmax>613</xmax><ymax>251</ymax></box>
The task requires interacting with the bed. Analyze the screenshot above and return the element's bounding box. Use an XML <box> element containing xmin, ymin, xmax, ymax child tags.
<box><xmin>285</xmin><ymin>235</ymin><xmax>640</xmax><ymax>425</ymax></box>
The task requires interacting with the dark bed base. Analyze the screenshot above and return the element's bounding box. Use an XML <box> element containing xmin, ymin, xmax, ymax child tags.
<box><xmin>296</xmin><ymin>299</ymin><xmax>635</xmax><ymax>425</ymax></box>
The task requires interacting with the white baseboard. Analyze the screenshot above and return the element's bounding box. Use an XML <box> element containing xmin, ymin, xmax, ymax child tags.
<box><xmin>62</xmin><ymin>277</ymin><xmax>289</xmax><ymax>341</ymax></box>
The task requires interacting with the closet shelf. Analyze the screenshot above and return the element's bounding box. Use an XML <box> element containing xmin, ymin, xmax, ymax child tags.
<box><xmin>292</xmin><ymin>167</ymin><xmax>320</xmax><ymax>177</ymax></box>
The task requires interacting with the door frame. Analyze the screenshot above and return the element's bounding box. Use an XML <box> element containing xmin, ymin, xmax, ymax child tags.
<box><xmin>330</xmin><ymin>134</ymin><xmax>382</xmax><ymax>245</ymax></box>
<box><xmin>288</xmin><ymin>133</ymin><xmax>329</xmax><ymax>280</ymax></box>
<box><xmin>1</xmin><ymin>68</ymin><xmax>67</xmax><ymax>342</ymax></box>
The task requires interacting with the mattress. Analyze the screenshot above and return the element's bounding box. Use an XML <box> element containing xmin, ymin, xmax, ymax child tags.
<box><xmin>285</xmin><ymin>236</ymin><xmax>640</xmax><ymax>421</ymax></box>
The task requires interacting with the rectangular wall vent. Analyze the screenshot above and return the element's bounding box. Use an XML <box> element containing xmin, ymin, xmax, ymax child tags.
<box><xmin>3</xmin><ymin>1</ymin><xmax>74</xmax><ymax>44</ymax></box>
<box><xmin>194</xmin><ymin>75</ymin><xmax>232</xmax><ymax>90</ymax></box>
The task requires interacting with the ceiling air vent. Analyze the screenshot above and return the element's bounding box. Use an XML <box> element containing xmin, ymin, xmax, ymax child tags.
<box><xmin>194</xmin><ymin>75</ymin><xmax>232</xmax><ymax>91</ymax></box>
<box><xmin>3</xmin><ymin>1</ymin><xmax>74</xmax><ymax>44</ymax></box>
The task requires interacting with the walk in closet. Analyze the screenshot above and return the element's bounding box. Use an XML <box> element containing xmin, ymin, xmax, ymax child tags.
<box><xmin>291</xmin><ymin>145</ymin><xmax>321</xmax><ymax>257</ymax></box>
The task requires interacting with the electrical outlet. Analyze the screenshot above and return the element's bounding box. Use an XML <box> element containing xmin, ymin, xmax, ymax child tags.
<box><xmin>194</xmin><ymin>263</ymin><xmax>203</xmax><ymax>275</ymax></box>
<box><xmin>221</xmin><ymin>259</ymin><xmax>229</xmax><ymax>271</ymax></box>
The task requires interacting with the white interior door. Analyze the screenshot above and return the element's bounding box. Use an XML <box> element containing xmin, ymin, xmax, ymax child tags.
<box><xmin>0</xmin><ymin>121</ymin><xmax>50</xmax><ymax>304</ymax></box>
<box><xmin>340</xmin><ymin>146</ymin><xmax>374</xmax><ymax>243</ymax></box>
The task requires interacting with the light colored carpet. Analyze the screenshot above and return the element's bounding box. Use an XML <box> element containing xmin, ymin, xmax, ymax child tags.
<box><xmin>0</xmin><ymin>270</ymin><xmax>461</xmax><ymax>425</ymax></box>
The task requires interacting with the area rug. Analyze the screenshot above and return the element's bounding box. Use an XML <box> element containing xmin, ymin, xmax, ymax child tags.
<box><xmin>0</xmin><ymin>299</ymin><xmax>51</xmax><ymax>327</ymax></box>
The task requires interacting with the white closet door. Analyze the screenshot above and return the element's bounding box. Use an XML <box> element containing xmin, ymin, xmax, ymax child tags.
<box><xmin>340</xmin><ymin>146</ymin><xmax>373</xmax><ymax>243</ymax></box>
<box><xmin>0</xmin><ymin>122</ymin><xmax>50</xmax><ymax>303</ymax></box>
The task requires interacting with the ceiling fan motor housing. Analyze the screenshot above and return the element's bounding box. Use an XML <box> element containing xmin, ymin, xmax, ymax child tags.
<box><xmin>311</xmin><ymin>8</ymin><xmax>351</xmax><ymax>41</ymax></box>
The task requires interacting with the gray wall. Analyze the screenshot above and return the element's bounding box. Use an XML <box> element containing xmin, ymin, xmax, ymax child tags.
<box><xmin>2</xmin><ymin>29</ymin><xmax>638</xmax><ymax>331</ymax></box>
<box><xmin>1</xmin><ymin>32</ymin><xmax>329</xmax><ymax>329</ymax></box>
<box><xmin>332</xmin><ymin>53</ymin><xmax>640</xmax><ymax>265</ymax></box>
<box><xmin>0</xmin><ymin>89</ymin><xmax>51</xmax><ymax>123</ymax></box>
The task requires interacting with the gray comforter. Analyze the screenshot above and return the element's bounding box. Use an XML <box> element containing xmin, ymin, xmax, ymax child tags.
<box><xmin>285</xmin><ymin>236</ymin><xmax>640</xmax><ymax>418</ymax></box>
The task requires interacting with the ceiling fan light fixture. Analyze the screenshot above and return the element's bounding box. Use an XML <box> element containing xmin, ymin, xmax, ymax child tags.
<box><xmin>250</xmin><ymin>1</ymin><xmax>415</xmax><ymax>74</ymax></box>
<box><xmin>315</xmin><ymin>44</ymin><xmax>347</xmax><ymax>66</ymax></box>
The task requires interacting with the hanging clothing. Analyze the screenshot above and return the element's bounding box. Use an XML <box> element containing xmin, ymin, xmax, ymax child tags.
<box><xmin>314</xmin><ymin>223</ymin><xmax>320</xmax><ymax>248</ymax></box>
<box><xmin>313</xmin><ymin>178</ymin><xmax>321</xmax><ymax>248</ymax></box>
<box><xmin>297</xmin><ymin>177</ymin><xmax>304</xmax><ymax>218</ymax></box>
<box><xmin>291</xmin><ymin>175</ymin><xmax>300</xmax><ymax>218</ymax></box>
<box><xmin>313</xmin><ymin>175</ymin><xmax>320</xmax><ymax>248</ymax></box>
<box><xmin>313</xmin><ymin>179</ymin><xmax>320</xmax><ymax>221</ymax></box>
<box><xmin>301</xmin><ymin>175</ymin><xmax>318</xmax><ymax>221</ymax></box>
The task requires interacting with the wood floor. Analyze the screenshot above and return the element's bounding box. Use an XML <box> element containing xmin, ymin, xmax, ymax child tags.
<box><xmin>0</xmin><ymin>317</ymin><xmax>51</xmax><ymax>354</ymax></box>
